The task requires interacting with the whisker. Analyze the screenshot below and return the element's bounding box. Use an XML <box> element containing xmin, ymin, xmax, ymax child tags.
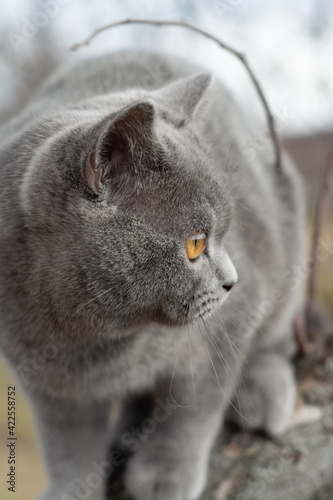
<box><xmin>169</xmin><ymin>327</ymin><xmax>192</xmax><ymax>409</ymax></box>
<box><xmin>200</xmin><ymin>318</ymin><xmax>245</xmax><ymax>428</ymax></box>
<box><xmin>210</xmin><ymin>313</ymin><xmax>254</xmax><ymax>410</ymax></box>
<box><xmin>187</xmin><ymin>324</ymin><xmax>197</xmax><ymax>417</ymax></box>
<box><xmin>211</xmin><ymin>312</ymin><xmax>253</xmax><ymax>374</ymax></box>
<box><xmin>202</xmin><ymin>318</ymin><xmax>238</xmax><ymax>387</ymax></box>
<box><xmin>74</xmin><ymin>284</ymin><xmax>118</xmax><ymax>315</ymax></box>
<box><xmin>199</xmin><ymin>320</ymin><xmax>254</xmax><ymax>428</ymax></box>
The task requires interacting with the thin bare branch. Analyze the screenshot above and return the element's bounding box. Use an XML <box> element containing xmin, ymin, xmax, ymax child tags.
<box><xmin>294</xmin><ymin>311</ymin><xmax>308</xmax><ymax>357</ymax></box>
<box><xmin>71</xmin><ymin>18</ymin><xmax>282</xmax><ymax>173</ymax></box>
<box><xmin>305</xmin><ymin>151</ymin><xmax>333</xmax><ymax>337</ymax></box>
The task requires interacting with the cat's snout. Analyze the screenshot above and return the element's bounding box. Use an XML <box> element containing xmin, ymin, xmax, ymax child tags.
<box><xmin>220</xmin><ymin>247</ymin><xmax>238</xmax><ymax>293</ymax></box>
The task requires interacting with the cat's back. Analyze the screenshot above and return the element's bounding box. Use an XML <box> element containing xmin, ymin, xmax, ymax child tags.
<box><xmin>13</xmin><ymin>51</ymin><xmax>210</xmax><ymax>115</ymax></box>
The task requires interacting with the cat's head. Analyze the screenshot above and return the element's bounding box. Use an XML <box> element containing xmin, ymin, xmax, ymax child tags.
<box><xmin>20</xmin><ymin>73</ymin><xmax>237</xmax><ymax>334</ymax></box>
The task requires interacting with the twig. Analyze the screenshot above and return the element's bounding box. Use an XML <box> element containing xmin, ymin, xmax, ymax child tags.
<box><xmin>305</xmin><ymin>152</ymin><xmax>333</xmax><ymax>337</ymax></box>
<box><xmin>71</xmin><ymin>18</ymin><xmax>282</xmax><ymax>173</ymax></box>
<box><xmin>294</xmin><ymin>311</ymin><xmax>308</xmax><ymax>357</ymax></box>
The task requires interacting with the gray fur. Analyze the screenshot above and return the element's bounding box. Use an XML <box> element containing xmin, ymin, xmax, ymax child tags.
<box><xmin>0</xmin><ymin>51</ymin><xmax>305</xmax><ymax>500</ymax></box>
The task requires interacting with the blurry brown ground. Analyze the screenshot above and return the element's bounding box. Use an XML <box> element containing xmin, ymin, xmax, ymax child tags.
<box><xmin>0</xmin><ymin>132</ymin><xmax>332</xmax><ymax>500</ymax></box>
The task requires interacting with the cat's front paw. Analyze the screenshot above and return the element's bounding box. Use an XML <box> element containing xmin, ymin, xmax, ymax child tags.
<box><xmin>227</xmin><ymin>353</ymin><xmax>296</xmax><ymax>436</ymax></box>
<box><xmin>125</xmin><ymin>449</ymin><xmax>207</xmax><ymax>500</ymax></box>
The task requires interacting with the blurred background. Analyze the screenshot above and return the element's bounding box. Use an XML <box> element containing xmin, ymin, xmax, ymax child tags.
<box><xmin>0</xmin><ymin>1</ymin><xmax>332</xmax><ymax>499</ymax></box>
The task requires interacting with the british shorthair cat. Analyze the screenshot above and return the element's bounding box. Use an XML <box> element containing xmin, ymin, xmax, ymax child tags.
<box><xmin>0</xmin><ymin>51</ymin><xmax>305</xmax><ymax>500</ymax></box>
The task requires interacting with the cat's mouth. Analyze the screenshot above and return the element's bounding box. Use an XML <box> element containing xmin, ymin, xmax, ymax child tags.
<box><xmin>163</xmin><ymin>290</ymin><xmax>224</xmax><ymax>324</ymax></box>
<box><xmin>157</xmin><ymin>288</ymin><xmax>230</xmax><ymax>326</ymax></box>
<box><xmin>187</xmin><ymin>292</ymin><xmax>223</xmax><ymax>320</ymax></box>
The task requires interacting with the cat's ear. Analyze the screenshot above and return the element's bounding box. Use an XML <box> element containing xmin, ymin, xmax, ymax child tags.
<box><xmin>155</xmin><ymin>73</ymin><xmax>212</xmax><ymax>120</ymax></box>
<box><xmin>86</xmin><ymin>101</ymin><xmax>155</xmax><ymax>193</ymax></box>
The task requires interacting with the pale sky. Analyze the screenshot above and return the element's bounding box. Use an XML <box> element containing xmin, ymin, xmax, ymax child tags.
<box><xmin>1</xmin><ymin>0</ymin><xmax>332</xmax><ymax>135</ymax></box>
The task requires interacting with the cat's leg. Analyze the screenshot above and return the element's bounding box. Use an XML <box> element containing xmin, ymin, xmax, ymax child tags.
<box><xmin>123</xmin><ymin>373</ymin><xmax>227</xmax><ymax>500</ymax></box>
<box><xmin>106</xmin><ymin>395</ymin><xmax>154</xmax><ymax>485</ymax></box>
<box><xmin>33</xmin><ymin>397</ymin><xmax>115</xmax><ymax>500</ymax></box>
<box><xmin>227</xmin><ymin>348</ymin><xmax>296</xmax><ymax>437</ymax></box>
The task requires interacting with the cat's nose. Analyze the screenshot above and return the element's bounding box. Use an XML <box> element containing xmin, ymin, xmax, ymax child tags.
<box><xmin>222</xmin><ymin>282</ymin><xmax>235</xmax><ymax>293</ymax></box>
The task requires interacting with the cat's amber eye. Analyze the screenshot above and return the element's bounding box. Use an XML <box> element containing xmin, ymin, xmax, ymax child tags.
<box><xmin>186</xmin><ymin>233</ymin><xmax>206</xmax><ymax>261</ymax></box>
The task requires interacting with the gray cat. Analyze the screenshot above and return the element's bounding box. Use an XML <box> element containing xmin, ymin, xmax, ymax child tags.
<box><xmin>0</xmin><ymin>51</ymin><xmax>305</xmax><ymax>500</ymax></box>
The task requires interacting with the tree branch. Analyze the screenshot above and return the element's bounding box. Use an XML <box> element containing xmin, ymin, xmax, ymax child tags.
<box><xmin>294</xmin><ymin>311</ymin><xmax>308</xmax><ymax>357</ymax></box>
<box><xmin>305</xmin><ymin>152</ymin><xmax>333</xmax><ymax>337</ymax></box>
<box><xmin>71</xmin><ymin>18</ymin><xmax>282</xmax><ymax>173</ymax></box>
